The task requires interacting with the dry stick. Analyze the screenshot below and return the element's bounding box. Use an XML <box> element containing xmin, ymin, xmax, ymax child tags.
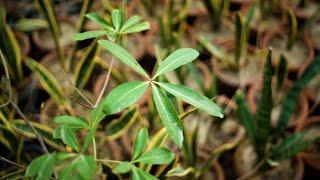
<box><xmin>0</xmin><ymin>156</ymin><xmax>25</xmax><ymax>169</ymax></box>
<box><xmin>10</xmin><ymin>100</ymin><xmax>49</xmax><ymax>154</ymax></box>
<box><xmin>0</xmin><ymin>50</ymin><xmax>49</xmax><ymax>154</ymax></box>
<box><xmin>0</xmin><ymin>50</ymin><xmax>59</xmax><ymax>177</ymax></box>
<box><xmin>61</xmin><ymin>68</ymin><xmax>94</xmax><ymax>107</ymax></box>
<box><xmin>93</xmin><ymin>56</ymin><xmax>115</xmax><ymax>108</ymax></box>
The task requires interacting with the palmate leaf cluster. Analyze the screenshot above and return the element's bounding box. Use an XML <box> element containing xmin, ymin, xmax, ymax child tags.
<box><xmin>73</xmin><ymin>9</ymin><xmax>150</xmax><ymax>41</ymax></box>
<box><xmin>24</xmin><ymin>8</ymin><xmax>224</xmax><ymax>179</ymax></box>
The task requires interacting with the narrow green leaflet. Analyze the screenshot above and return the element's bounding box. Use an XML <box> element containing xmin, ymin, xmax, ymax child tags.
<box><xmin>132</xmin><ymin>128</ymin><xmax>149</xmax><ymax>160</ymax></box>
<box><xmin>91</xmin><ymin>104</ymin><xmax>105</xmax><ymax>129</ymax></box>
<box><xmin>82</xmin><ymin>130</ymin><xmax>94</xmax><ymax>152</ymax></box>
<box><xmin>235</xmin><ymin>90</ymin><xmax>255</xmax><ymax>146</ymax></box>
<box><xmin>277</xmin><ymin>55</ymin><xmax>320</xmax><ymax>133</ymax></box>
<box><xmin>132</xmin><ymin>166</ymin><xmax>158</xmax><ymax>180</ymax></box>
<box><xmin>73</xmin><ymin>30</ymin><xmax>107</xmax><ymax>41</ymax></box>
<box><xmin>105</xmin><ymin>108</ymin><xmax>138</xmax><ymax>139</ymax></box>
<box><xmin>35</xmin><ymin>0</ymin><xmax>64</xmax><ymax>65</ymax></box>
<box><xmin>0</xmin><ymin>6</ymin><xmax>23</xmax><ymax>80</ymax></box>
<box><xmin>198</xmin><ymin>36</ymin><xmax>231</xmax><ymax>63</ymax></box>
<box><xmin>254</xmin><ymin>49</ymin><xmax>273</xmax><ymax>159</ymax></box>
<box><xmin>58</xmin><ymin>162</ymin><xmax>76</xmax><ymax>180</ymax></box>
<box><xmin>113</xmin><ymin>161</ymin><xmax>132</xmax><ymax>174</ymax></box>
<box><xmin>154</xmin><ymin>48</ymin><xmax>199</xmax><ymax>78</ymax></box>
<box><xmin>157</xmin><ymin>82</ymin><xmax>224</xmax><ymax>118</ymax></box>
<box><xmin>111</xmin><ymin>9</ymin><xmax>122</xmax><ymax>31</ymax></box>
<box><xmin>121</xmin><ymin>22</ymin><xmax>150</xmax><ymax>34</ymax></box>
<box><xmin>271</xmin><ymin>133</ymin><xmax>310</xmax><ymax>160</ymax></box>
<box><xmin>74</xmin><ymin>38</ymin><xmax>99</xmax><ymax>89</ymax></box>
<box><xmin>120</xmin><ymin>15</ymin><xmax>142</xmax><ymax>32</ymax></box>
<box><xmin>152</xmin><ymin>85</ymin><xmax>184</xmax><ymax>147</ymax></box>
<box><xmin>54</xmin><ymin>115</ymin><xmax>88</xmax><ymax>129</ymax></box>
<box><xmin>85</xmin><ymin>12</ymin><xmax>113</xmax><ymax>31</ymax></box>
<box><xmin>75</xmin><ymin>155</ymin><xmax>97</xmax><ymax>179</ymax></box>
<box><xmin>24</xmin><ymin>58</ymin><xmax>67</xmax><ymax>106</ymax></box>
<box><xmin>101</xmin><ymin>81</ymin><xmax>148</xmax><ymax>116</ymax></box>
<box><xmin>134</xmin><ymin>148</ymin><xmax>174</xmax><ymax>164</ymax></box>
<box><xmin>54</xmin><ymin>125</ymin><xmax>79</xmax><ymax>152</ymax></box>
<box><xmin>25</xmin><ymin>154</ymin><xmax>55</xmax><ymax>180</ymax></box>
<box><xmin>276</xmin><ymin>55</ymin><xmax>287</xmax><ymax>90</ymax></box>
<box><xmin>15</xmin><ymin>18</ymin><xmax>47</xmax><ymax>31</ymax></box>
<box><xmin>98</xmin><ymin>40</ymin><xmax>149</xmax><ymax>77</ymax></box>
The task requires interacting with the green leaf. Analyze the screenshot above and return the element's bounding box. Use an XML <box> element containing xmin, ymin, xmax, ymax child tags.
<box><xmin>11</xmin><ymin>120</ymin><xmax>62</xmax><ymax>150</ymax></box>
<box><xmin>132</xmin><ymin>128</ymin><xmax>149</xmax><ymax>160</ymax></box>
<box><xmin>55</xmin><ymin>153</ymin><xmax>77</xmax><ymax>162</ymax></box>
<box><xmin>90</xmin><ymin>104</ymin><xmax>105</xmax><ymax>129</ymax></box>
<box><xmin>98</xmin><ymin>40</ymin><xmax>148</xmax><ymax>77</ymax></box>
<box><xmin>0</xmin><ymin>6</ymin><xmax>23</xmax><ymax>81</ymax></box>
<box><xmin>276</xmin><ymin>55</ymin><xmax>287</xmax><ymax>90</ymax></box>
<box><xmin>15</xmin><ymin>18</ymin><xmax>47</xmax><ymax>31</ymax></box>
<box><xmin>25</xmin><ymin>154</ymin><xmax>55</xmax><ymax>180</ymax></box>
<box><xmin>54</xmin><ymin>125</ymin><xmax>79</xmax><ymax>152</ymax></box>
<box><xmin>120</xmin><ymin>15</ymin><xmax>142</xmax><ymax>32</ymax></box>
<box><xmin>105</xmin><ymin>108</ymin><xmax>138</xmax><ymax>139</ymax></box>
<box><xmin>157</xmin><ymin>82</ymin><xmax>223</xmax><ymax>118</ymax></box>
<box><xmin>198</xmin><ymin>36</ymin><xmax>231</xmax><ymax>63</ymax></box>
<box><xmin>24</xmin><ymin>58</ymin><xmax>68</xmax><ymax>106</ymax></box>
<box><xmin>132</xmin><ymin>166</ymin><xmax>158</xmax><ymax>180</ymax></box>
<box><xmin>74</xmin><ymin>38</ymin><xmax>99</xmax><ymax>89</ymax></box>
<box><xmin>285</xmin><ymin>8</ymin><xmax>297</xmax><ymax>49</ymax></box>
<box><xmin>277</xmin><ymin>55</ymin><xmax>320</xmax><ymax>133</ymax></box>
<box><xmin>82</xmin><ymin>130</ymin><xmax>94</xmax><ymax>152</ymax></box>
<box><xmin>121</xmin><ymin>22</ymin><xmax>150</xmax><ymax>34</ymax></box>
<box><xmin>254</xmin><ymin>48</ymin><xmax>273</xmax><ymax>159</ymax></box>
<box><xmin>271</xmin><ymin>133</ymin><xmax>310</xmax><ymax>160</ymax></box>
<box><xmin>85</xmin><ymin>12</ymin><xmax>113</xmax><ymax>31</ymax></box>
<box><xmin>152</xmin><ymin>85</ymin><xmax>183</xmax><ymax>147</ymax></box>
<box><xmin>111</xmin><ymin>9</ymin><xmax>122</xmax><ymax>31</ymax></box>
<box><xmin>75</xmin><ymin>155</ymin><xmax>96</xmax><ymax>179</ymax></box>
<box><xmin>235</xmin><ymin>13</ymin><xmax>245</xmax><ymax>63</ymax></box>
<box><xmin>235</xmin><ymin>90</ymin><xmax>255</xmax><ymax>146</ymax></box>
<box><xmin>54</xmin><ymin>115</ymin><xmax>88</xmax><ymax>129</ymax></box>
<box><xmin>102</xmin><ymin>81</ymin><xmax>149</xmax><ymax>115</ymax></box>
<box><xmin>73</xmin><ymin>30</ymin><xmax>107</xmax><ymax>41</ymax></box>
<box><xmin>35</xmin><ymin>0</ymin><xmax>64</xmax><ymax>65</ymax></box>
<box><xmin>154</xmin><ymin>48</ymin><xmax>199</xmax><ymax>78</ymax></box>
<box><xmin>113</xmin><ymin>161</ymin><xmax>132</xmax><ymax>174</ymax></box>
<box><xmin>58</xmin><ymin>162</ymin><xmax>76</xmax><ymax>180</ymax></box>
<box><xmin>134</xmin><ymin>147</ymin><xmax>174</xmax><ymax>164</ymax></box>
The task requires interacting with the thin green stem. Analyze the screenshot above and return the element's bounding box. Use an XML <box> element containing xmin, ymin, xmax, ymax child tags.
<box><xmin>97</xmin><ymin>159</ymin><xmax>121</xmax><ymax>163</ymax></box>
<box><xmin>92</xmin><ymin>136</ymin><xmax>97</xmax><ymax>160</ymax></box>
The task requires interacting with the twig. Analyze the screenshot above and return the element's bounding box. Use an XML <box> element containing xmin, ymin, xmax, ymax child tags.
<box><xmin>0</xmin><ymin>50</ymin><xmax>49</xmax><ymax>154</ymax></box>
<box><xmin>10</xmin><ymin>100</ymin><xmax>49</xmax><ymax>154</ymax></box>
<box><xmin>93</xmin><ymin>56</ymin><xmax>115</xmax><ymax>108</ymax></box>
<box><xmin>0</xmin><ymin>156</ymin><xmax>25</xmax><ymax>169</ymax></box>
<box><xmin>61</xmin><ymin>68</ymin><xmax>94</xmax><ymax>107</ymax></box>
<box><xmin>71</xmin><ymin>95</ymin><xmax>93</xmax><ymax>109</ymax></box>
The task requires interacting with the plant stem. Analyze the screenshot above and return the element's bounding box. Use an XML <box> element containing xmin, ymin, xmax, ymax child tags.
<box><xmin>0</xmin><ymin>156</ymin><xmax>25</xmax><ymax>169</ymax></box>
<box><xmin>93</xmin><ymin>56</ymin><xmax>115</xmax><ymax>108</ymax></box>
<box><xmin>92</xmin><ymin>136</ymin><xmax>97</xmax><ymax>160</ymax></box>
<box><xmin>96</xmin><ymin>159</ymin><xmax>121</xmax><ymax>163</ymax></box>
<box><xmin>10</xmin><ymin>100</ymin><xmax>49</xmax><ymax>154</ymax></box>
